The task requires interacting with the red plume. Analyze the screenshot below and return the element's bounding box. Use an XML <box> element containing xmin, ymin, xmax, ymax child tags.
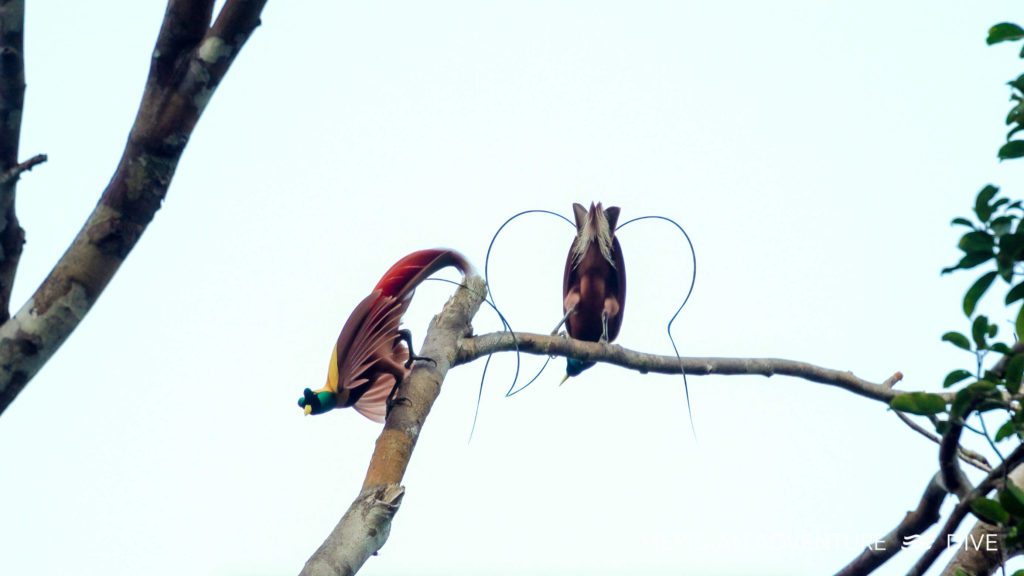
<box><xmin>374</xmin><ymin>249</ymin><xmax>474</xmax><ymax>301</ymax></box>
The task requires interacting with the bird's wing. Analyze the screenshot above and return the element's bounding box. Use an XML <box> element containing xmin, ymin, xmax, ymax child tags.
<box><xmin>562</xmin><ymin>239</ymin><xmax>578</xmax><ymax>312</ymax></box>
<box><xmin>338</xmin><ymin>291</ymin><xmax>409</xmax><ymax>390</ymax></box>
<box><xmin>607</xmin><ymin>236</ymin><xmax>627</xmax><ymax>342</ymax></box>
<box><xmin>352</xmin><ymin>344</ymin><xmax>409</xmax><ymax>423</ymax></box>
<box><xmin>324</xmin><ymin>292</ymin><xmax>378</xmax><ymax>394</ymax></box>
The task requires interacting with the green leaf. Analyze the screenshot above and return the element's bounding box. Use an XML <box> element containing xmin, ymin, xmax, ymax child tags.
<box><xmin>972</xmin><ymin>315</ymin><xmax>990</xmax><ymax>348</ymax></box>
<box><xmin>991</xmin><ymin>342</ymin><xmax>1012</xmax><ymax>354</ymax></box>
<box><xmin>942</xmin><ymin>331</ymin><xmax>972</xmax><ymax>351</ymax></box>
<box><xmin>1010</xmin><ymin>103</ymin><xmax>1024</xmax><ymax>126</ymax></box>
<box><xmin>935</xmin><ymin>419</ymin><xmax>951</xmax><ymax>434</ymax></box>
<box><xmin>971</xmin><ymin>497</ymin><xmax>1010</xmax><ymax>524</ymax></box>
<box><xmin>943</xmin><ymin>369</ymin><xmax>972</xmax><ymax>388</ymax></box>
<box><xmin>964</xmin><ymin>271</ymin><xmax>998</xmax><ymax>316</ymax></box>
<box><xmin>992</xmin><ymin>215</ymin><xmax>1015</xmax><ymax>236</ymax></box>
<box><xmin>952</xmin><ymin>217</ymin><xmax>975</xmax><ymax>228</ymax></box>
<box><xmin>1007</xmin><ymin>282</ymin><xmax>1024</xmax><ymax>305</ymax></box>
<box><xmin>942</xmin><ymin>251</ymin><xmax>994</xmax><ymax>274</ymax></box>
<box><xmin>996</xmin><ymin>420</ymin><xmax>1017</xmax><ymax>442</ymax></box>
<box><xmin>998</xmin><ymin>257</ymin><xmax>1014</xmax><ymax>282</ymax></box>
<box><xmin>959</xmin><ymin>231</ymin><xmax>995</xmax><ymax>253</ymax></box>
<box><xmin>1000</xmin><ymin>140</ymin><xmax>1024</xmax><ymax>160</ymax></box>
<box><xmin>988</xmin><ymin>22</ymin><xmax>1024</xmax><ymax>45</ymax></box>
<box><xmin>937</xmin><ymin>330</ymin><xmax>970</xmax><ymax>348</ymax></box>
<box><xmin>1002</xmin><ymin>231</ymin><xmax>1024</xmax><ymax>260</ymax></box>
<box><xmin>951</xmin><ymin>381</ymin><xmax>1000</xmax><ymax>420</ymax></box>
<box><xmin>1008</xmin><ymin>354</ymin><xmax>1024</xmax><ymax>394</ymax></box>
<box><xmin>890</xmin><ymin>392</ymin><xmax>948</xmax><ymax>416</ymax></box>
<box><xmin>1017</xmin><ymin>304</ymin><xmax>1024</xmax><ymax>340</ymax></box>
<box><xmin>976</xmin><ymin>186</ymin><xmax>1000</xmax><ymax>221</ymax></box>
<box><xmin>1003</xmin><ymin>481</ymin><xmax>1024</xmax><ymax>517</ymax></box>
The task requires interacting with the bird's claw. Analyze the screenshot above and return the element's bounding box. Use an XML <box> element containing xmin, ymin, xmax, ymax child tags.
<box><xmin>404</xmin><ymin>354</ymin><xmax>436</xmax><ymax>369</ymax></box>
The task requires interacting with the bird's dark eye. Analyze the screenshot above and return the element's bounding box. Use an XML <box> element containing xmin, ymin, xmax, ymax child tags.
<box><xmin>302</xmin><ymin>388</ymin><xmax>321</xmax><ymax>410</ymax></box>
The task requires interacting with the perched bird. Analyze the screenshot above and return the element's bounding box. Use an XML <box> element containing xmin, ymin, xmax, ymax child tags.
<box><xmin>298</xmin><ymin>249</ymin><xmax>473</xmax><ymax>421</ymax></box>
<box><xmin>556</xmin><ymin>202</ymin><xmax>626</xmax><ymax>382</ymax></box>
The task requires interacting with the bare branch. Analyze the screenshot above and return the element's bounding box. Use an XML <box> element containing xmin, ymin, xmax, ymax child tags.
<box><xmin>301</xmin><ymin>485</ymin><xmax>405</xmax><ymax>576</ymax></box>
<box><xmin>456</xmin><ymin>332</ymin><xmax>919</xmax><ymax>404</ymax></box>
<box><xmin>834</xmin><ymin>473</ymin><xmax>947</xmax><ymax>576</ymax></box>
<box><xmin>908</xmin><ymin>443</ymin><xmax>1024</xmax><ymax>576</ymax></box>
<box><xmin>0</xmin><ymin>0</ymin><xmax>27</xmax><ymax>323</ymax></box>
<box><xmin>939</xmin><ymin>468</ymin><xmax>1024</xmax><ymax>576</ymax></box>
<box><xmin>300</xmin><ymin>276</ymin><xmax>487</xmax><ymax>575</ymax></box>
<box><xmin>0</xmin><ymin>0</ymin><xmax>268</xmax><ymax>415</ymax></box>
<box><xmin>0</xmin><ymin>153</ymin><xmax>46</xmax><ymax>187</ymax></box>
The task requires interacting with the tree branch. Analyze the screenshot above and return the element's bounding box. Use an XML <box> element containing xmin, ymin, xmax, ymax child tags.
<box><xmin>456</xmin><ymin>332</ymin><xmax>919</xmax><ymax>404</ymax></box>
<box><xmin>893</xmin><ymin>410</ymin><xmax>990</xmax><ymax>473</ymax></box>
<box><xmin>834</xmin><ymin>473</ymin><xmax>948</xmax><ymax>576</ymax></box>
<box><xmin>940</xmin><ymin>464</ymin><xmax>1024</xmax><ymax>576</ymax></box>
<box><xmin>299</xmin><ymin>275</ymin><xmax>487</xmax><ymax>576</ymax></box>
<box><xmin>907</xmin><ymin>442</ymin><xmax>1024</xmax><ymax>576</ymax></box>
<box><xmin>0</xmin><ymin>0</ymin><xmax>268</xmax><ymax>415</ymax></box>
<box><xmin>939</xmin><ymin>416</ymin><xmax>973</xmax><ymax>500</ymax></box>
<box><xmin>0</xmin><ymin>0</ymin><xmax>27</xmax><ymax>323</ymax></box>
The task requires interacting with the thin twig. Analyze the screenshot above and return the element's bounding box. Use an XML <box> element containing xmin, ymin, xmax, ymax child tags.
<box><xmin>0</xmin><ymin>153</ymin><xmax>45</xmax><ymax>186</ymax></box>
<box><xmin>893</xmin><ymin>411</ymin><xmax>990</xmax><ymax>472</ymax></box>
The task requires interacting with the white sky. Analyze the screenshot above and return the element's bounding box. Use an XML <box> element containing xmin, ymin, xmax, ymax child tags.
<box><xmin>3</xmin><ymin>1</ymin><xmax>1024</xmax><ymax>574</ymax></box>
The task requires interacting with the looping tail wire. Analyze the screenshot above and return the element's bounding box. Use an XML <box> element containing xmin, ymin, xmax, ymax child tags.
<box><xmin>616</xmin><ymin>215</ymin><xmax>698</xmax><ymax>438</ymax></box>
<box><xmin>485</xmin><ymin>209</ymin><xmax>575</xmax><ymax>398</ymax></box>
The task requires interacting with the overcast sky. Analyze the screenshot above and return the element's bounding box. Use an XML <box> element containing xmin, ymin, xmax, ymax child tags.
<box><xmin>3</xmin><ymin>1</ymin><xmax>1024</xmax><ymax>575</ymax></box>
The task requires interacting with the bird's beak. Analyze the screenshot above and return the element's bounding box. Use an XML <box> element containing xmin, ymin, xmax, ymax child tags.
<box><xmin>304</xmin><ymin>404</ymin><xmax>313</xmax><ymax>416</ymax></box>
<box><xmin>559</xmin><ymin>374</ymin><xmax>570</xmax><ymax>386</ymax></box>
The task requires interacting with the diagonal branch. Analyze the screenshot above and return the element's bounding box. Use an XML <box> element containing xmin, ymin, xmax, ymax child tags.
<box><xmin>456</xmin><ymin>332</ymin><xmax>919</xmax><ymax>404</ymax></box>
<box><xmin>907</xmin><ymin>442</ymin><xmax>1024</xmax><ymax>576</ymax></box>
<box><xmin>939</xmin><ymin>463</ymin><xmax>1024</xmax><ymax>575</ymax></box>
<box><xmin>300</xmin><ymin>275</ymin><xmax>487</xmax><ymax>576</ymax></box>
<box><xmin>834</xmin><ymin>473</ymin><xmax>948</xmax><ymax>576</ymax></box>
<box><xmin>0</xmin><ymin>0</ymin><xmax>268</xmax><ymax>415</ymax></box>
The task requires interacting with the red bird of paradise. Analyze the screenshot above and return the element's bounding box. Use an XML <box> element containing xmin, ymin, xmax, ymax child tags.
<box><xmin>298</xmin><ymin>249</ymin><xmax>474</xmax><ymax>421</ymax></box>
<box><xmin>555</xmin><ymin>202</ymin><xmax>626</xmax><ymax>383</ymax></box>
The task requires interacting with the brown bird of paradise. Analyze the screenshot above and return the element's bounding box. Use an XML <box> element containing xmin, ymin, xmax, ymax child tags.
<box><xmin>298</xmin><ymin>249</ymin><xmax>473</xmax><ymax>421</ymax></box>
<box><xmin>554</xmin><ymin>202</ymin><xmax>626</xmax><ymax>383</ymax></box>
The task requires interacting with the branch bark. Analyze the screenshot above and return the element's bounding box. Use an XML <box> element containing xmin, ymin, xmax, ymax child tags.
<box><xmin>456</xmin><ymin>331</ymin><xmax>917</xmax><ymax>404</ymax></box>
<box><xmin>299</xmin><ymin>275</ymin><xmax>486</xmax><ymax>576</ymax></box>
<box><xmin>0</xmin><ymin>0</ymin><xmax>28</xmax><ymax>323</ymax></box>
<box><xmin>834</xmin><ymin>473</ymin><xmax>947</xmax><ymax>576</ymax></box>
<box><xmin>907</xmin><ymin>443</ymin><xmax>1024</xmax><ymax>576</ymax></box>
<box><xmin>0</xmin><ymin>0</ymin><xmax>268</xmax><ymax>415</ymax></box>
<box><xmin>940</xmin><ymin>464</ymin><xmax>1024</xmax><ymax>576</ymax></box>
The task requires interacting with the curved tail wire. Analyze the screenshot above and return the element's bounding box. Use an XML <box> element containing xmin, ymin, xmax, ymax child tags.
<box><xmin>616</xmin><ymin>215</ymin><xmax>698</xmax><ymax>438</ymax></box>
<box><xmin>485</xmin><ymin>209</ymin><xmax>575</xmax><ymax>398</ymax></box>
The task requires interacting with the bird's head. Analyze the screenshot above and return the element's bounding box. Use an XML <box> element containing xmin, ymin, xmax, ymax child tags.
<box><xmin>298</xmin><ymin>388</ymin><xmax>338</xmax><ymax>415</ymax></box>
<box><xmin>561</xmin><ymin>358</ymin><xmax>594</xmax><ymax>384</ymax></box>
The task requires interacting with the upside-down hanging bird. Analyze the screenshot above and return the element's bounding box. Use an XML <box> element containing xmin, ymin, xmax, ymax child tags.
<box><xmin>556</xmin><ymin>202</ymin><xmax>626</xmax><ymax>382</ymax></box>
<box><xmin>298</xmin><ymin>249</ymin><xmax>474</xmax><ymax>421</ymax></box>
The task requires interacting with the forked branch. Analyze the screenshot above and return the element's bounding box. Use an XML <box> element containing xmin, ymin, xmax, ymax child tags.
<box><xmin>0</xmin><ymin>0</ymin><xmax>268</xmax><ymax>415</ymax></box>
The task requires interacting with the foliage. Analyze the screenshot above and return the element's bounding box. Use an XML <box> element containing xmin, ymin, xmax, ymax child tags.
<box><xmin>887</xmin><ymin>21</ymin><xmax>1024</xmax><ymax>549</ymax></box>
